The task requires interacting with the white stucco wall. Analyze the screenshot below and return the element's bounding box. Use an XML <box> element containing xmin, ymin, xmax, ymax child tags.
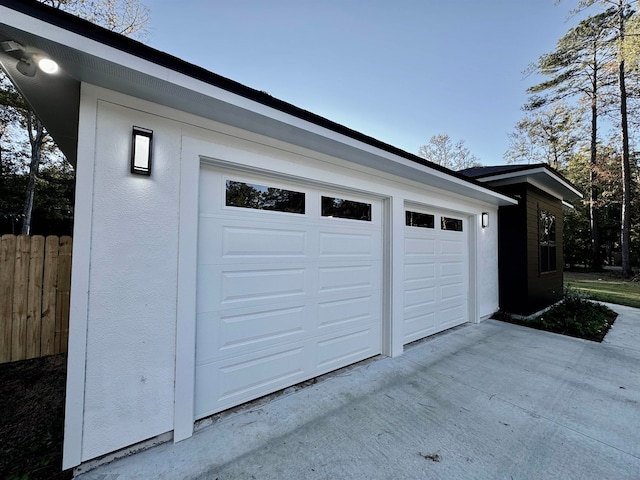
<box><xmin>476</xmin><ymin>206</ymin><xmax>500</xmax><ymax>318</ymax></box>
<box><xmin>67</xmin><ymin>86</ymin><xmax>183</xmax><ymax>462</ymax></box>
<box><xmin>65</xmin><ymin>84</ymin><xmax>502</xmax><ymax>466</ymax></box>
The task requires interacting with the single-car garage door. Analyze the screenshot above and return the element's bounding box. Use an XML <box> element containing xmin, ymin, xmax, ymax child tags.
<box><xmin>403</xmin><ymin>207</ymin><xmax>469</xmax><ymax>344</ymax></box>
<box><xmin>195</xmin><ymin>166</ymin><xmax>383</xmax><ymax>419</ymax></box>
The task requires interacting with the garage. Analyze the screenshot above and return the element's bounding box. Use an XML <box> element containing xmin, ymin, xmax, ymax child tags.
<box><xmin>194</xmin><ymin>165</ymin><xmax>384</xmax><ymax>418</ymax></box>
<box><xmin>0</xmin><ymin>3</ymin><xmax>521</xmax><ymax>466</ymax></box>
<box><xmin>403</xmin><ymin>207</ymin><xmax>469</xmax><ymax>344</ymax></box>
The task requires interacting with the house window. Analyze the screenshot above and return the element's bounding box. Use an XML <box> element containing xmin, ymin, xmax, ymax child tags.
<box><xmin>539</xmin><ymin>210</ymin><xmax>557</xmax><ymax>273</ymax></box>
<box><xmin>321</xmin><ymin>196</ymin><xmax>371</xmax><ymax>221</ymax></box>
<box><xmin>441</xmin><ymin>216</ymin><xmax>463</xmax><ymax>231</ymax></box>
<box><xmin>406</xmin><ymin>211</ymin><xmax>434</xmax><ymax>228</ymax></box>
<box><xmin>226</xmin><ymin>180</ymin><xmax>305</xmax><ymax>214</ymax></box>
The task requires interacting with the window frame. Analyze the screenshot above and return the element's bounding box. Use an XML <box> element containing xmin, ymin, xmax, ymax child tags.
<box><xmin>539</xmin><ymin>209</ymin><xmax>557</xmax><ymax>274</ymax></box>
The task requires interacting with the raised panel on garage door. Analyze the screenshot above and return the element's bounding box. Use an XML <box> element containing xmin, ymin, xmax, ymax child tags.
<box><xmin>403</xmin><ymin>208</ymin><xmax>469</xmax><ymax>344</ymax></box>
<box><xmin>195</xmin><ymin>166</ymin><xmax>383</xmax><ymax>419</ymax></box>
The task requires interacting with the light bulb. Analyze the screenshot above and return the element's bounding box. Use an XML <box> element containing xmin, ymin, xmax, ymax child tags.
<box><xmin>38</xmin><ymin>58</ymin><xmax>59</xmax><ymax>74</ymax></box>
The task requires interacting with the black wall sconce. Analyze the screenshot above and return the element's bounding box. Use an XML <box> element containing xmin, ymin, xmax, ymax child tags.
<box><xmin>481</xmin><ymin>212</ymin><xmax>489</xmax><ymax>228</ymax></box>
<box><xmin>131</xmin><ymin>126</ymin><xmax>153</xmax><ymax>175</ymax></box>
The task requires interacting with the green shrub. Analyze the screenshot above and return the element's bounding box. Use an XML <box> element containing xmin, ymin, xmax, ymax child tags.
<box><xmin>493</xmin><ymin>290</ymin><xmax>618</xmax><ymax>342</ymax></box>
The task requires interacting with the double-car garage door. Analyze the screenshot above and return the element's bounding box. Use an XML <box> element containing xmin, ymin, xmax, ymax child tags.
<box><xmin>195</xmin><ymin>165</ymin><xmax>469</xmax><ymax>419</ymax></box>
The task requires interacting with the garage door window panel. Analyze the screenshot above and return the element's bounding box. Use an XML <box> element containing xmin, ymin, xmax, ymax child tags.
<box><xmin>406</xmin><ymin>211</ymin><xmax>434</xmax><ymax>228</ymax></box>
<box><xmin>226</xmin><ymin>180</ymin><xmax>305</xmax><ymax>214</ymax></box>
<box><xmin>321</xmin><ymin>196</ymin><xmax>371</xmax><ymax>221</ymax></box>
<box><xmin>441</xmin><ymin>216</ymin><xmax>463</xmax><ymax>231</ymax></box>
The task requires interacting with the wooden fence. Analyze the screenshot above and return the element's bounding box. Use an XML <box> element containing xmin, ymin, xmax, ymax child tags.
<box><xmin>0</xmin><ymin>235</ymin><xmax>72</xmax><ymax>364</ymax></box>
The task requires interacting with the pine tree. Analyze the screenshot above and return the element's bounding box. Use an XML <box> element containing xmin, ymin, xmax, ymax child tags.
<box><xmin>526</xmin><ymin>12</ymin><xmax>617</xmax><ymax>269</ymax></box>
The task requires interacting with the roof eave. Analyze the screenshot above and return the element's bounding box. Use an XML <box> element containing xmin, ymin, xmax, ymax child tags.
<box><xmin>475</xmin><ymin>166</ymin><xmax>583</xmax><ymax>201</ymax></box>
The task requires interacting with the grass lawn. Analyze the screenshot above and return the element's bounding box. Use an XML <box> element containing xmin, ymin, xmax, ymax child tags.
<box><xmin>564</xmin><ymin>270</ymin><xmax>640</xmax><ymax>308</ymax></box>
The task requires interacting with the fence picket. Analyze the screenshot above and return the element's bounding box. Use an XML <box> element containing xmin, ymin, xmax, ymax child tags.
<box><xmin>26</xmin><ymin>236</ymin><xmax>45</xmax><ymax>359</ymax></box>
<box><xmin>41</xmin><ymin>236</ymin><xmax>60</xmax><ymax>357</ymax></box>
<box><xmin>0</xmin><ymin>235</ymin><xmax>17</xmax><ymax>363</ymax></box>
<box><xmin>55</xmin><ymin>236</ymin><xmax>72</xmax><ymax>354</ymax></box>
<box><xmin>11</xmin><ymin>236</ymin><xmax>31</xmax><ymax>362</ymax></box>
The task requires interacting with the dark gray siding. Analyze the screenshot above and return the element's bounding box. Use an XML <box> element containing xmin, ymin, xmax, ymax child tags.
<box><xmin>497</xmin><ymin>184</ymin><xmax>563</xmax><ymax>315</ymax></box>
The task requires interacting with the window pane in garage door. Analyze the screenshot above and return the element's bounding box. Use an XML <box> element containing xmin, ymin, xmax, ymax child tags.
<box><xmin>225</xmin><ymin>180</ymin><xmax>306</xmax><ymax>214</ymax></box>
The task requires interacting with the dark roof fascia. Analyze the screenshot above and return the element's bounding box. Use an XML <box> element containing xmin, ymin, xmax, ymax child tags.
<box><xmin>467</xmin><ymin>163</ymin><xmax>580</xmax><ymax>194</ymax></box>
<box><xmin>2</xmin><ymin>0</ymin><xmax>514</xmax><ymax>200</ymax></box>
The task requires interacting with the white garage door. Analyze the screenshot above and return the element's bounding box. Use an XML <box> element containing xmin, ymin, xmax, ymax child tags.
<box><xmin>403</xmin><ymin>208</ymin><xmax>469</xmax><ymax>344</ymax></box>
<box><xmin>195</xmin><ymin>166</ymin><xmax>383</xmax><ymax>419</ymax></box>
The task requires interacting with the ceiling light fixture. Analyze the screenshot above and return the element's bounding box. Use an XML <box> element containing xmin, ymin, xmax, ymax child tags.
<box><xmin>1</xmin><ymin>40</ymin><xmax>59</xmax><ymax>76</ymax></box>
<box><xmin>37</xmin><ymin>57</ymin><xmax>59</xmax><ymax>74</ymax></box>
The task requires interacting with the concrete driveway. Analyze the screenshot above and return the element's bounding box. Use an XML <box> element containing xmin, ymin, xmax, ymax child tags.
<box><xmin>76</xmin><ymin>304</ymin><xmax>640</xmax><ymax>479</ymax></box>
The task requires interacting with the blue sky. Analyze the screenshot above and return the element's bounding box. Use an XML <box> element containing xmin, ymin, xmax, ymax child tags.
<box><xmin>144</xmin><ymin>0</ymin><xmax>583</xmax><ymax>166</ymax></box>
